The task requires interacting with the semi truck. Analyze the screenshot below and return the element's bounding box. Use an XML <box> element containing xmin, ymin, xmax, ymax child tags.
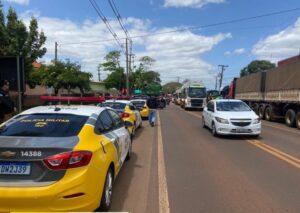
<box><xmin>178</xmin><ymin>81</ymin><xmax>207</xmax><ymax>110</ymax></box>
<box><xmin>228</xmin><ymin>55</ymin><xmax>300</xmax><ymax>129</ymax></box>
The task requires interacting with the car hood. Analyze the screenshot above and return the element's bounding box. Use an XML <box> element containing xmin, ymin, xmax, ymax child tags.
<box><xmin>215</xmin><ymin>111</ymin><xmax>257</xmax><ymax>119</ymax></box>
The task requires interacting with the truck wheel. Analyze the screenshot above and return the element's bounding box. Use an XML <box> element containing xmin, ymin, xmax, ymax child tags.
<box><xmin>285</xmin><ymin>109</ymin><xmax>296</xmax><ymax>127</ymax></box>
<box><xmin>296</xmin><ymin>112</ymin><xmax>300</xmax><ymax>130</ymax></box>
<box><xmin>252</xmin><ymin>104</ymin><xmax>259</xmax><ymax>115</ymax></box>
<box><xmin>258</xmin><ymin>106</ymin><xmax>265</xmax><ymax>120</ymax></box>
<box><xmin>265</xmin><ymin>106</ymin><xmax>273</xmax><ymax>121</ymax></box>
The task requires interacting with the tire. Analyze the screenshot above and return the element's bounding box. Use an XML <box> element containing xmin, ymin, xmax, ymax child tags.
<box><xmin>252</xmin><ymin>104</ymin><xmax>259</xmax><ymax>115</ymax></box>
<box><xmin>211</xmin><ymin>122</ymin><xmax>218</xmax><ymax>137</ymax></box>
<box><xmin>126</xmin><ymin>139</ymin><xmax>132</xmax><ymax>161</ymax></box>
<box><xmin>253</xmin><ymin>134</ymin><xmax>260</xmax><ymax>139</ymax></box>
<box><xmin>296</xmin><ymin>112</ymin><xmax>300</xmax><ymax>130</ymax></box>
<box><xmin>285</xmin><ymin>109</ymin><xmax>296</xmax><ymax>127</ymax></box>
<box><xmin>202</xmin><ymin>117</ymin><xmax>206</xmax><ymax>128</ymax></box>
<box><xmin>99</xmin><ymin>168</ymin><xmax>113</xmax><ymax>211</ymax></box>
<box><xmin>258</xmin><ymin>105</ymin><xmax>265</xmax><ymax>120</ymax></box>
<box><xmin>265</xmin><ymin>106</ymin><xmax>273</xmax><ymax>121</ymax></box>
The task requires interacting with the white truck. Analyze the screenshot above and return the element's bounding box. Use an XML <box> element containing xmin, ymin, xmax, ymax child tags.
<box><xmin>179</xmin><ymin>81</ymin><xmax>206</xmax><ymax>110</ymax></box>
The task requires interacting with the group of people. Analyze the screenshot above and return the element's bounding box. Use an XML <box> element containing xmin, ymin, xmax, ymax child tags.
<box><xmin>0</xmin><ymin>80</ymin><xmax>16</xmax><ymax>124</ymax></box>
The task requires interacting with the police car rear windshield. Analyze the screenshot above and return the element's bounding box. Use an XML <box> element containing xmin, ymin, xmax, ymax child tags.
<box><xmin>102</xmin><ymin>102</ymin><xmax>126</xmax><ymax>110</ymax></box>
<box><xmin>131</xmin><ymin>101</ymin><xmax>145</xmax><ymax>109</ymax></box>
<box><xmin>0</xmin><ymin>114</ymin><xmax>88</xmax><ymax>137</ymax></box>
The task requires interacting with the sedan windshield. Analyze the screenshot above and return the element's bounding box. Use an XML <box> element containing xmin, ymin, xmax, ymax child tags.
<box><xmin>0</xmin><ymin>114</ymin><xmax>88</xmax><ymax>137</ymax></box>
<box><xmin>216</xmin><ymin>101</ymin><xmax>251</xmax><ymax>112</ymax></box>
<box><xmin>131</xmin><ymin>101</ymin><xmax>145</xmax><ymax>110</ymax></box>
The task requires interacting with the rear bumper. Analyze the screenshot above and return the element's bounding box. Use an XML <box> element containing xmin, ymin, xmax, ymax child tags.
<box><xmin>0</xmin><ymin>166</ymin><xmax>105</xmax><ymax>212</ymax></box>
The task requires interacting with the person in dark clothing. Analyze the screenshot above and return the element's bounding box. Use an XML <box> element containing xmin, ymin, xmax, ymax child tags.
<box><xmin>146</xmin><ymin>96</ymin><xmax>158</xmax><ymax>127</ymax></box>
<box><xmin>0</xmin><ymin>80</ymin><xmax>16</xmax><ymax>123</ymax></box>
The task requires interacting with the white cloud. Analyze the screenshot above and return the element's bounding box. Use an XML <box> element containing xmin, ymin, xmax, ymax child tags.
<box><xmin>21</xmin><ymin>11</ymin><xmax>231</xmax><ymax>86</ymax></box>
<box><xmin>252</xmin><ymin>17</ymin><xmax>300</xmax><ymax>62</ymax></box>
<box><xmin>225</xmin><ymin>48</ymin><xmax>246</xmax><ymax>56</ymax></box>
<box><xmin>164</xmin><ymin>0</ymin><xmax>225</xmax><ymax>8</ymax></box>
<box><xmin>5</xmin><ymin>0</ymin><xmax>29</xmax><ymax>5</ymax></box>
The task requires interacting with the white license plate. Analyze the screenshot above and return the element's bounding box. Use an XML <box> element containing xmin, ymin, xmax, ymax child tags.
<box><xmin>236</xmin><ymin>128</ymin><xmax>249</xmax><ymax>133</ymax></box>
<box><xmin>0</xmin><ymin>162</ymin><xmax>31</xmax><ymax>175</ymax></box>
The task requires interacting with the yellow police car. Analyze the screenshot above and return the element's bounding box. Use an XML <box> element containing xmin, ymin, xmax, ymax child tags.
<box><xmin>130</xmin><ymin>99</ymin><xmax>150</xmax><ymax>119</ymax></box>
<box><xmin>0</xmin><ymin>105</ymin><xmax>132</xmax><ymax>212</ymax></box>
<box><xmin>101</xmin><ymin>100</ymin><xmax>142</xmax><ymax>137</ymax></box>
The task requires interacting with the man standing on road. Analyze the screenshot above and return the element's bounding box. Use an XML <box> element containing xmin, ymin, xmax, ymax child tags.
<box><xmin>0</xmin><ymin>80</ymin><xmax>17</xmax><ymax>123</ymax></box>
<box><xmin>147</xmin><ymin>96</ymin><xmax>158</xmax><ymax>127</ymax></box>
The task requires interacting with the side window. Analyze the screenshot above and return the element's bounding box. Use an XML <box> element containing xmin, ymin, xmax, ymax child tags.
<box><xmin>129</xmin><ymin>103</ymin><xmax>136</xmax><ymax>111</ymax></box>
<box><xmin>207</xmin><ymin>102</ymin><xmax>214</xmax><ymax>112</ymax></box>
<box><xmin>108</xmin><ymin>109</ymin><xmax>124</xmax><ymax>129</ymax></box>
<box><xmin>95</xmin><ymin>110</ymin><xmax>114</xmax><ymax>134</ymax></box>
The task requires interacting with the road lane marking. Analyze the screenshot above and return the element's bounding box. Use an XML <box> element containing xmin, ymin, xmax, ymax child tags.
<box><xmin>185</xmin><ymin>109</ymin><xmax>300</xmax><ymax>169</ymax></box>
<box><xmin>248</xmin><ymin>139</ymin><xmax>300</xmax><ymax>170</ymax></box>
<box><xmin>262</xmin><ymin>122</ymin><xmax>300</xmax><ymax>135</ymax></box>
<box><xmin>186</xmin><ymin>110</ymin><xmax>300</xmax><ymax>135</ymax></box>
<box><xmin>157</xmin><ymin>112</ymin><xmax>170</xmax><ymax>213</ymax></box>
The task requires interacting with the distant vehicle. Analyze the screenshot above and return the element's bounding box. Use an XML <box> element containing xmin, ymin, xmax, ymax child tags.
<box><xmin>130</xmin><ymin>99</ymin><xmax>150</xmax><ymax>119</ymax></box>
<box><xmin>101</xmin><ymin>100</ymin><xmax>142</xmax><ymax>137</ymax></box>
<box><xmin>206</xmin><ymin>90</ymin><xmax>220</xmax><ymax>101</ymax></box>
<box><xmin>179</xmin><ymin>81</ymin><xmax>207</xmax><ymax>110</ymax></box>
<box><xmin>202</xmin><ymin>99</ymin><xmax>261</xmax><ymax>137</ymax></box>
<box><xmin>0</xmin><ymin>105</ymin><xmax>132</xmax><ymax>211</ymax></box>
<box><xmin>227</xmin><ymin>55</ymin><xmax>300</xmax><ymax>130</ymax></box>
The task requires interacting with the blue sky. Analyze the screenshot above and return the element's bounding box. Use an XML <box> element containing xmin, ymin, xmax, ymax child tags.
<box><xmin>3</xmin><ymin>0</ymin><xmax>300</xmax><ymax>89</ymax></box>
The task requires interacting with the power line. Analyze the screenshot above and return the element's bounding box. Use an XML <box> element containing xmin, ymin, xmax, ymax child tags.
<box><xmin>89</xmin><ymin>0</ymin><xmax>125</xmax><ymax>51</ymax></box>
<box><xmin>129</xmin><ymin>7</ymin><xmax>300</xmax><ymax>39</ymax></box>
<box><xmin>108</xmin><ymin>0</ymin><xmax>130</xmax><ymax>38</ymax></box>
<box><xmin>59</xmin><ymin>7</ymin><xmax>300</xmax><ymax>46</ymax></box>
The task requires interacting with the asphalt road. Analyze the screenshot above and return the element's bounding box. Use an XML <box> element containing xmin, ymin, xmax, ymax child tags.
<box><xmin>110</xmin><ymin>104</ymin><xmax>300</xmax><ymax>213</ymax></box>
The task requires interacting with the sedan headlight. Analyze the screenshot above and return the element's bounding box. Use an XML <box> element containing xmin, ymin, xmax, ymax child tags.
<box><xmin>253</xmin><ymin>118</ymin><xmax>261</xmax><ymax>124</ymax></box>
<box><xmin>215</xmin><ymin>117</ymin><xmax>229</xmax><ymax>124</ymax></box>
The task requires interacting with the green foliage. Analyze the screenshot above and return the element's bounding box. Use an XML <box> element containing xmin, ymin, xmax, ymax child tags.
<box><xmin>240</xmin><ymin>60</ymin><xmax>275</xmax><ymax>77</ymax></box>
<box><xmin>100</xmin><ymin>51</ymin><xmax>161</xmax><ymax>93</ymax></box>
<box><xmin>0</xmin><ymin>7</ymin><xmax>47</xmax><ymax>86</ymax></box>
<box><xmin>162</xmin><ymin>82</ymin><xmax>182</xmax><ymax>93</ymax></box>
<box><xmin>104</xmin><ymin>68</ymin><xmax>126</xmax><ymax>91</ymax></box>
<box><xmin>31</xmin><ymin>60</ymin><xmax>92</xmax><ymax>95</ymax></box>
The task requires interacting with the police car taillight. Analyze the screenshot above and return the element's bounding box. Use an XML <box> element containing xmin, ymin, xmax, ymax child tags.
<box><xmin>43</xmin><ymin>151</ymin><xmax>92</xmax><ymax>170</ymax></box>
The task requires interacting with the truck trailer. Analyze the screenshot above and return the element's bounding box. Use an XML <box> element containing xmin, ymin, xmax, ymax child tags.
<box><xmin>229</xmin><ymin>55</ymin><xmax>300</xmax><ymax>129</ymax></box>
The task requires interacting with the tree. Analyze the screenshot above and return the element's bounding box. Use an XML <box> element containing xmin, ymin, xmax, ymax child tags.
<box><xmin>162</xmin><ymin>82</ymin><xmax>182</xmax><ymax>94</ymax></box>
<box><xmin>0</xmin><ymin>7</ymin><xmax>47</xmax><ymax>86</ymax></box>
<box><xmin>101</xmin><ymin>50</ymin><xmax>121</xmax><ymax>72</ymax></box>
<box><xmin>240</xmin><ymin>60</ymin><xmax>275</xmax><ymax>77</ymax></box>
<box><xmin>31</xmin><ymin>60</ymin><xmax>92</xmax><ymax>95</ymax></box>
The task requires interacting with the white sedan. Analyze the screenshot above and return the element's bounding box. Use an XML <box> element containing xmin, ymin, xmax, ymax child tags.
<box><xmin>202</xmin><ymin>99</ymin><xmax>261</xmax><ymax>137</ymax></box>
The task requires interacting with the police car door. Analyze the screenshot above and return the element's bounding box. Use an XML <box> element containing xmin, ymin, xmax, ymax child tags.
<box><xmin>95</xmin><ymin>110</ymin><xmax>123</xmax><ymax>167</ymax></box>
<box><xmin>107</xmin><ymin>109</ymin><xmax>130</xmax><ymax>165</ymax></box>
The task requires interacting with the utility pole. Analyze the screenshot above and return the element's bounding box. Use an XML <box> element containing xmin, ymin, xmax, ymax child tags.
<box><xmin>129</xmin><ymin>39</ymin><xmax>132</xmax><ymax>73</ymax></box>
<box><xmin>215</xmin><ymin>75</ymin><xmax>218</xmax><ymax>90</ymax></box>
<box><xmin>218</xmin><ymin>65</ymin><xmax>228</xmax><ymax>92</ymax></box>
<box><xmin>54</xmin><ymin>42</ymin><xmax>58</xmax><ymax>63</ymax></box>
<box><xmin>97</xmin><ymin>65</ymin><xmax>101</xmax><ymax>82</ymax></box>
<box><xmin>125</xmin><ymin>38</ymin><xmax>129</xmax><ymax>96</ymax></box>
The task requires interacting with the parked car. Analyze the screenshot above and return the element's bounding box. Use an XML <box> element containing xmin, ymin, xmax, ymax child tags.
<box><xmin>101</xmin><ymin>100</ymin><xmax>142</xmax><ymax>137</ymax></box>
<box><xmin>202</xmin><ymin>99</ymin><xmax>261</xmax><ymax>137</ymax></box>
<box><xmin>0</xmin><ymin>105</ymin><xmax>132</xmax><ymax>212</ymax></box>
<box><xmin>130</xmin><ymin>99</ymin><xmax>150</xmax><ymax>119</ymax></box>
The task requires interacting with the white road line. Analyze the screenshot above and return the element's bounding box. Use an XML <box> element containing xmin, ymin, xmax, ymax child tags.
<box><xmin>157</xmin><ymin>112</ymin><xmax>170</xmax><ymax>213</ymax></box>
